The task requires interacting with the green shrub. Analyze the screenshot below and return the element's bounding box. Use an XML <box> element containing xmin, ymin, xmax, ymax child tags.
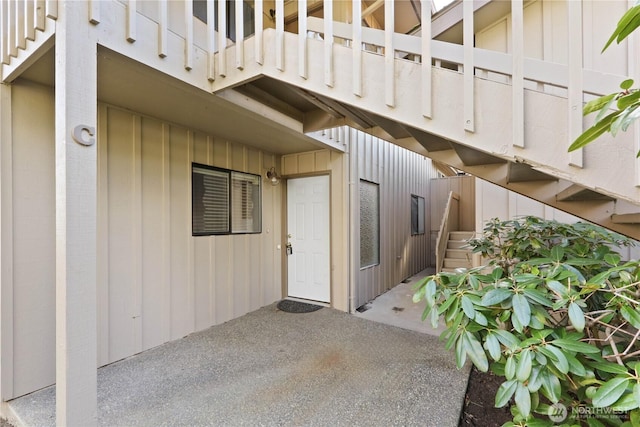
<box><xmin>414</xmin><ymin>217</ymin><xmax>640</xmax><ymax>426</ymax></box>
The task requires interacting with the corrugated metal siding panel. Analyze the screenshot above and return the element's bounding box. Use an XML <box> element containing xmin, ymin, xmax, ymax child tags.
<box><xmin>354</xmin><ymin>129</ymin><xmax>436</xmax><ymax>309</ymax></box>
<box><xmin>96</xmin><ymin>105</ymin><xmax>283</xmax><ymax>367</ymax></box>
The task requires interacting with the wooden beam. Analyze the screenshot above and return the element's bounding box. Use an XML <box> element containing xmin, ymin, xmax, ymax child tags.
<box><xmin>421</xmin><ymin>0</ymin><xmax>432</xmax><ymax>118</ymax></box>
<box><xmin>511</xmin><ymin>0</ymin><xmax>524</xmax><ymax>148</ymax></box>
<box><xmin>384</xmin><ymin>0</ymin><xmax>394</xmax><ymax>107</ymax></box>
<box><xmin>568</xmin><ymin>0</ymin><xmax>583</xmax><ymax>168</ymax></box>
<box><xmin>463</xmin><ymin>0</ymin><xmax>474</xmax><ymax>132</ymax></box>
<box><xmin>611</xmin><ymin>213</ymin><xmax>640</xmax><ymax>224</ymax></box>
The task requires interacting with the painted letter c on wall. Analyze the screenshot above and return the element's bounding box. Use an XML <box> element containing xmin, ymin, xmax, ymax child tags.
<box><xmin>72</xmin><ymin>125</ymin><xmax>96</xmax><ymax>146</ymax></box>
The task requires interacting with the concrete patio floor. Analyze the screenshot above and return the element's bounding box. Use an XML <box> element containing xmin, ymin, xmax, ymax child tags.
<box><xmin>8</xmin><ymin>270</ymin><xmax>469</xmax><ymax>427</ymax></box>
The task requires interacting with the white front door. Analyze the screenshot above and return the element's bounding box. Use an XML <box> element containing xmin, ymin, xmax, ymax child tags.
<box><xmin>286</xmin><ymin>175</ymin><xmax>330</xmax><ymax>303</ymax></box>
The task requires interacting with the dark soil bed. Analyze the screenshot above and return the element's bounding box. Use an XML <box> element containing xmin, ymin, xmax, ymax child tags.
<box><xmin>459</xmin><ymin>367</ymin><xmax>512</xmax><ymax>427</ymax></box>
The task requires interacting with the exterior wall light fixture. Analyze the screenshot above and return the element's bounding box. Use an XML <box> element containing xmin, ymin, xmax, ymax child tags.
<box><xmin>265</xmin><ymin>166</ymin><xmax>281</xmax><ymax>185</ymax></box>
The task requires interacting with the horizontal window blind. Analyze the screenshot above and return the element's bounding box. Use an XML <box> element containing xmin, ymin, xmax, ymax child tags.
<box><xmin>193</xmin><ymin>166</ymin><xmax>229</xmax><ymax>234</ymax></box>
<box><xmin>231</xmin><ymin>172</ymin><xmax>261</xmax><ymax>233</ymax></box>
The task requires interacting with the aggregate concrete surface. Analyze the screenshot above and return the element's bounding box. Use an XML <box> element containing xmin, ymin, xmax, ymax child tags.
<box><xmin>9</xmin><ymin>303</ymin><xmax>468</xmax><ymax>427</ymax></box>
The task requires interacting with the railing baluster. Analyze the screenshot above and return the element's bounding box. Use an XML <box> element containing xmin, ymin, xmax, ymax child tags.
<box><xmin>89</xmin><ymin>0</ymin><xmax>100</xmax><ymax>25</ymax></box>
<box><xmin>421</xmin><ymin>0</ymin><xmax>431</xmax><ymax>118</ymax></box>
<box><xmin>184</xmin><ymin>0</ymin><xmax>193</xmax><ymax>70</ymax></box>
<box><xmin>275</xmin><ymin>0</ymin><xmax>284</xmax><ymax>71</ymax></box>
<box><xmin>511</xmin><ymin>0</ymin><xmax>524</xmax><ymax>147</ymax></box>
<box><xmin>629</xmin><ymin>0</ymin><xmax>640</xmax><ymax>186</ymax></box>
<box><xmin>127</xmin><ymin>0</ymin><xmax>137</xmax><ymax>43</ymax></box>
<box><xmin>25</xmin><ymin>0</ymin><xmax>35</xmax><ymax>40</ymax></box>
<box><xmin>218</xmin><ymin>0</ymin><xmax>227</xmax><ymax>77</ymax></box>
<box><xmin>8</xmin><ymin>0</ymin><xmax>17</xmax><ymax>57</ymax></box>
<box><xmin>45</xmin><ymin>0</ymin><xmax>56</xmax><ymax>19</ymax></box>
<box><xmin>17</xmin><ymin>0</ymin><xmax>26</xmax><ymax>50</ymax></box>
<box><xmin>158</xmin><ymin>0</ymin><xmax>167</xmax><ymax>57</ymax></box>
<box><xmin>35</xmin><ymin>0</ymin><xmax>45</xmax><ymax>31</ymax></box>
<box><xmin>255</xmin><ymin>0</ymin><xmax>263</xmax><ymax>65</ymax></box>
<box><xmin>0</xmin><ymin>0</ymin><xmax>7</xmax><ymax>64</ymax></box>
<box><xmin>323</xmin><ymin>0</ymin><xmax>333</xmax><ymax>87</ymax></box>
<box><xmin>298</xmin><ymin>0</ymin><xmax>307</xmax><ymax>79</ymax></box>
<box><xmin>235</xmin><ymin>0</ymin><xmax>244</xmax><ymax>70</ymax></box>
<box><xmin>568</xmin><ymin>0</ymin><xmax>583</xmax><ymax>168</ymax></box>
<box><xmin>384</xmin><ymin>0</ymin><xmax>394</xmax><ymax>107</ymax></box>
<box><xmin>352</xmin><ymin>0</ymin><xmax>362</xmax><ymax>96</ymax></box>
<box><xmin>463</xmin><ymin>0</ymin><xmax>474</xmax><ymax>132</ymax></box>
<box><xmin>207</xmin><ymin>0</ymin><xmax>216</xmax><ymax>80</ymax></box>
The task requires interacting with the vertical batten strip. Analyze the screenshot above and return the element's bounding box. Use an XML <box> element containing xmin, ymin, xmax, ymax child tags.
<box><xmin>323</xmin><ymin>0</ymin><xmax>333</xmax><ymax>87</ymax></box>
<box><xmin>275</xmin><ymin>0</ymin><xmax>284</xmax><ymax>71</ymax></box>
<box><xmin>132</xmin><ymin>115</ymin><xmax>143</xmax><ymax>355</ymax></box>
<box><xmin>158</xmin><ymin>0</ymin><xmax>167</xmax><ymax>57</ymax></box>
<box><xmin>126</xmin><ymin>0</ymin><xmax>136</xmax><ymax>42</ymax></box>
<box><xmin>568</xmin><ymin>0</ymin><xmax>583</xmax><ymax>168</ymax></box>
<box><xmin>298</xmin><ymin>0</ymin><xmax>307</xmax><ymax>79</ymax></box>
<box><xmin>89</xmin><ymin>0</ymin><xmax>100</xmax><ymax>25</ymax></box>
<box><xmin>17</xmin><ymin>0</ymin><xmax>26</xmax><ymax>49</ymax></box>
<box><xmin>384</xmin><ymin>0</ymin><xmax>394</xmax><ymax>107</ymax></box>
<box><xmin>35</xmin><ymin>0</ymin><xmax>45</xmax><ymax>31</ymax></box>
<box><xmin>421</xmin><ymin>0</ymin><xmax>432</xmax><ymax>118</ymax></box>
<box><xmin>463</xmin><ymin>0</ymin><xmax>474</xmax><ymax>132</ymax></box>
<box><xmin>218</xmin><ymin>0</ymin><xmax>227</xmax><ymax>77</ymax></box>
<box><xmin>235</xmin><ymin>0</ymin><xmax>244</xmax><ymax>70</ymax></box>
<box><xmin>26</xmin><ymin>0</ymin><xmax>35</xmax><ymax>40</ymax></box>
<box><xmin>207</xmin><ymin>0</ymin><xmax>216</xmax><ymax>80</ymax></box>
<box><xmin>352</xmin><ymin>0</ymin><xmax>362</xmax><ymax>96</ymax></box>
<box><xmin>45</xmin><ymin>0</ymin><xmax>56</xmax><ymax>19</ymax></box>
<box><xmin>255</xmin><ymin>0</ymin><xmax>263</xmax><ymax>64</ymax></box>
<box><xmin>511</xmin><ymin>0</ymin><xmax>524</xmax><ymax>147</ymax></box>
<box><xmin>184</xmin><ymin>0</ymin><xmax>193</xmax><ymax>70</ymax></box>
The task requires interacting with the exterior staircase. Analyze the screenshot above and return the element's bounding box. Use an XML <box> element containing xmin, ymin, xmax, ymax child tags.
<box><xmin>442</xmin><ymin>231</ymin><xmax>475</xmax><ymax>273</ymax></box>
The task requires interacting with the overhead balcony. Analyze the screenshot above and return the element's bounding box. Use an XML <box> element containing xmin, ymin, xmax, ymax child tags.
<box><xmin>2</xmin><ymin>0</ymin><xmax>639</xmax><ymax>238</ymax></box>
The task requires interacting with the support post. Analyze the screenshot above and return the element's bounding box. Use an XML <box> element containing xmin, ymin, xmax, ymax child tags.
<box><xmin>55</xmin><ymin>1</ymin><xmax>98</xmax><ymax>425</ymax></box>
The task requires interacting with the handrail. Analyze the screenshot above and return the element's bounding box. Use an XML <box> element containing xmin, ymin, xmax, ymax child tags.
<box><xmin>435</xmin><ymin>191</ymin><xmax>460</xmax><ymax>274</ymax></box>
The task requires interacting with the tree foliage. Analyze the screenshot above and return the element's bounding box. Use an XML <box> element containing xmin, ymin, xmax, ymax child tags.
<box><xmin>570</xmin><ymin>2</ymin><xmax>640</xmax><ymax>154</ymax></box>
<box><xmin>414</xmin><ymin>217</ymin><xmax>640</xmax><ymax>426</ymax></box>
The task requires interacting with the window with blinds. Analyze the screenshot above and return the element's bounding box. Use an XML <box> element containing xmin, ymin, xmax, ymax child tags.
<box><xmin>192</xmin><ymin>164</ymin><xmax>261</xmax><ymax>235</ymax></box>
<box><xmin>411</xmin><ymin>194</ymin><xmax>425</xmax><ymax>235</ymax></box>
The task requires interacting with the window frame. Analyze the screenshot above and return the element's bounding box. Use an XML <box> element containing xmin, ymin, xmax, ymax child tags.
<box><xmin>192</xmin><ymin>163</ymin><xmax>262</xmax><ymax>236</ymax></box>
<box><xmin>411</xmin><ymin>194</ymin><xmax>425</xmax><ymax>236</ymax></box>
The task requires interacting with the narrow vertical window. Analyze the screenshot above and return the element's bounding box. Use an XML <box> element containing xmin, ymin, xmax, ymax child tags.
<box><xmin>360</xmin><ymin>180</ymin><xmax>380</xmax><ymax>268</ymax></box>
<box><xmin>411</xmin><ymin>195</ymin><xmax>425</xmax><ymax>235</ymax></box>
<box><xmin>231</xmin><ymin>171</ymin><xmax>261</xmax><ymax>233</ymax></box>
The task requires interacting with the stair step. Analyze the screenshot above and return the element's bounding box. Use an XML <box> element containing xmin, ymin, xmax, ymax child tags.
<box><xmin>447</xmin><ymin>240</ymin><xmax>470</xmax><ymax>249</ymax></box>
<box><xmin>444</xmin><ymin>258</ymin><xmax>474</xmax><ymax>268</ymax></box>
<box><xmin>445</xmin><ymin>249</ymin><xmax>472</xmax><ymax>259</ymax></box>
<box><xmin>449</xmin><ymin>231</ymin><xmax>474</xmax><ymax>241</ymax></box>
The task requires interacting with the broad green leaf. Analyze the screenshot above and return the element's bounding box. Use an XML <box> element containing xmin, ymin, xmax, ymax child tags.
<box><xmin>430</xmin><ymin>304</ymin><xmax>439</xmax><ymax>329</ymax></box>
<box><xmin>527</xmin><ymin>366</ymin><xmax>543</xmax><ymax>392</ymax></box>
<box><xmin>569</xmin><ymin>111</ymin><xmax>619</xmax><ymax>152</ymax></box>
<box><xmin>480</xmin><ymin>288</ymin><xmax>513</xmax><ymax>307</ymax></box>
<box><xmin>512</xmin><ymin>294</ymin><xmax>531</xmax><ymax>327</ymax></box>
<box><xmin>568</xmin><ymin>302</ymin><xmax>586</xmax><ymax>332</ymax></box>
<box><xmin>621</xmin><ymin>79</ymin><xmax>635</xmax><ymax>91</ymax></box>
<box><xmin>551</xmin><ymin>339</ymin><xmax>600</xmax><ymax>354</ymax></box>
<box><xmin>474</xmin><ymin>311</ymin><xmax>488</xmax><ymax>327</ymax></box>
<box><xmin>494</xmin><ymin>329</ymin><xmax>519</xmax><ymax>350</ymax></box>
<box><xmin>495</xmin><ymin>379</ymin><xmax>518</xmax><ymax>407</ymax></box>
<box><xmin>539</xmin><ymin>345</ymin><xmax>569</xmax><ymax>374</ymax></box>
<box><xmin>550</xmin><ymin>245</ymin><xmax>565</xmax><ymax>262</ymax></box>
<box><xmin>621</xmin><ymin>305</ymin><xmax>640</xmax><ymax>329</ymax></box>
<box><xmin>566</xmin><ymin>353</ymin><xmax>587</xmax><ymax>377</ymax></box>
<box><xmin>540</xmin><ymin>371</ymin><xmax>561</xmax><ymax>403</ymax></box>
<box><xmin>592</xmin><ymin>377</ymin><xmax>631</xmax><ymax>408</ymax></box>
<box><xmin>610</xmin><ymin>392</ymin><xmax>640</xmax><ymax>412</ymax></box>
<box><xmin>484</xmin><ymin>332</ymin><xmax>502</xmax><ymax>361</ymax></box>
<box><xmin>437</xmin><ymin>294</ymin><xmax>457</xmax><ymax>315</ymax></box>
<box><xmin>617</xmin><ymin>90</ymin><xmax>640</xmax><ymax>111</ymax></box>
<box><xmin>461</xmin><ymin>295</ymin><xmax>476</xmax><ymax>319</ymax></box>
<box><xmin>517</xmin><ymin>349</ymin><xmax>533</xmax><ymax>382</ymax></box>
<box><xmin>583</xmin><ymin>93</ymin><xmax>616</xmax><ymax>116</ymax></box>
<box><xmin>464</xmin><ymin>331</ymin><xmax>488</xmax><ymax>372</ymax></box>
<box><xmin>589</xmin><ymin>361</ymin><xmax>630</xmax><ymax>375</ymax></box>
<box><xmin>603</xmin><ymin>5</ymin><xmax>640</xmax><ymax>51</ymax></box>
<box><xmin>546</xmin><ymin>280</ymin><xmax>568</xmax><ymax>298</ymax></box>
<box><xmin>421</xmin><ymin>305</ymin><xmax>432</xmax><ymax>322</ymax></box>
<box><xmin>586</xmin><ymin>419</ymin><xmax>606</xmax><ymax>427</ymax></box>
<box><xmin>615</xmin><ymin>12</ymin><xmax>640</xmax><ymax>47</ymax></box>
<box><xmin>604</xmin><ymin>253</ymin><xmax>622</xmax><ymax>266</ymax></box>
<box><xmin>522</xmin><ymin>289</ymin><xmax>553</xmax><ymax>307</ymax></box>
<box><xmin>455</xmin><ymin>333</ymin><xmax>466</xmax><ymax>369</ymax></box>
<box><xmin>425</xmin><ymin>279</ymin><xmax>436</xmax><ymax>306</ymax></box>
<box><xmin>505</xmin><ymin>355</ymin><xmax>516</xmax><ymax>380</ymax></box>
<box><xmin>634</xmin><ymin>382</ymin><xmax>640</xmax><ymax>408</ymax></box>
<box><xmin>515</xmin><ymin>382</ymin><xmax>531</xmax><ymax>418</ymax></box>
<box><xmin>612</xmin><ymin>104</ymin><xmax>640</xmax><ymax>136</ymax></box>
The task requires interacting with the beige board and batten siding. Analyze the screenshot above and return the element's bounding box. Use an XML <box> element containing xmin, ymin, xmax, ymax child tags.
<box><xmin>353</xmin><ymin>129</ymin><xmax>437</xmax><ymax>310</ymax></box>
<box><xmin>3</xmin><ymin>80</ymin><xmax>284</xmax><ymax>399</ymax></box>
<box><xmin>282</xmin><ymin>137</ymin><xmax>350</xmax><ymax>312</ymax></box>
